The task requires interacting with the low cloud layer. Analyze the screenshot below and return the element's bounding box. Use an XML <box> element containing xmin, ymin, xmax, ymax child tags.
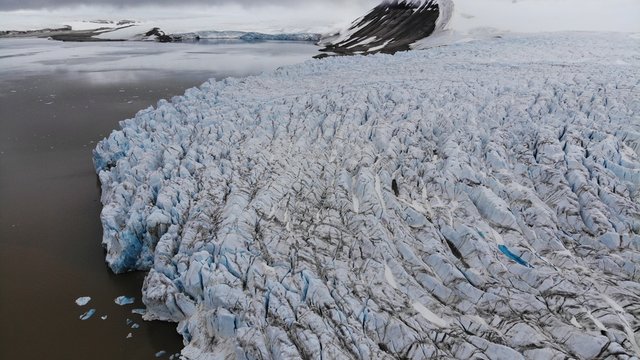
<box><xmin>0</xmin><ymin>0</ymin><xmax>371</xmax><ymax>11</ymax></box>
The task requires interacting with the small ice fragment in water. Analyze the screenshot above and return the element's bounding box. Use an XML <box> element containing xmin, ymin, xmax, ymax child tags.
<box><xmin>126</xmin><ymin>318</ymin><xmax>133</xmax><ymax>326</ymax></box>
<box><xmin>75</xmin><ymin>296</ymin><xmax>91</xmax><ymax>306</ymax></box>
<box><xmin>155</xmin><ymin>350</ymin><xmax>166</xmax><ymax>357</ymax></box>
<box><xmin>101</xmin><ymin>315</ymin><xmax>108</xmax><ymax>320</ymax></box>
<box><xmin>131</xmin><ymin>308</ymin><xmax>146</xmax><ymax>315</ymax></box>
<box><xmin>79</xmin><ymin>309</ymin><xmax>96</xmax><ymax>320</ymax></box>
<box><xmin>131</xmin><ymin>323</ymin><xmax>140</xmax><ymax>329</ymax></box>
<box><xmin>114</xmin><ymin>295</ymin><xmax>135</xmax><ymax>305</ymax></box>
<box><xmin>126</xmin><ymin>333</ymin><xmax>132</xmax><ymax>339</ymax></box>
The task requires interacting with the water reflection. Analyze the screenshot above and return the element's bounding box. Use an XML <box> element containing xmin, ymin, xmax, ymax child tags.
<box><xmin>0</xmin><ymin>38</ymin><xmax>319</xmax><ymax>84</ymax></box>
<box><xmin>0</xmin><ymin>38</ymin><xmax>317</xmax><ymax>359</ymax></box>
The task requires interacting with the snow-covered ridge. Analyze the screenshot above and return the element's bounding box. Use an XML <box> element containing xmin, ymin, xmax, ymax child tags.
<box><xmin>94</xmin><ymin>32</ymin><xmax>640</xmax><ymax>359</ymax></box>
<box><xmin>318</xmin><ymin>0</ymin><xmax>453</xmax><ymax>56</ymax></box>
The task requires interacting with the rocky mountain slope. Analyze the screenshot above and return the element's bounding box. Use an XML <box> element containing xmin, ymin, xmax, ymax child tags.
<box><xmin>318</xmin><ymin>0</ymin><xmax>453</xmax><ymax>57</ymax></box>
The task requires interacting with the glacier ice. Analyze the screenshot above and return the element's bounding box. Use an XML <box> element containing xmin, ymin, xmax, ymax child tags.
<box><xmin>114</xmin><ymin>296</ymin><xmax>135</xmax><ymax>305</ymax></box>
<box><xmin>79</xmin><ymin>309</ymin><xmax>96</xmax><ymax>321</ymax></box>
<box><xmin>75</xmin><ymin>296</ymin><xmax>91</xmax><ymax>306</ymax></box>
<box><xmin>94</xmin><ymin>32</ymin><xmax>640</xmax><ymax>359</ymax></box>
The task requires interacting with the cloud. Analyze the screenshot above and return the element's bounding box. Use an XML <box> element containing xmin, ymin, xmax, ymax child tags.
<box><xmin>451</xmin><ymin>0</ymin><xmax>640</xmax><ymax>33</ymax></box>
<box><xmin>0</xmin><ymin>0</ymin><xmax>372</xmax><ymax>11</ymax></box>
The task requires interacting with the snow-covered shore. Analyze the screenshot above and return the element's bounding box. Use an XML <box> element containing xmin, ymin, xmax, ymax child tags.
<box><xmin>94</xmin><ymin>32</ymin><xmax>640</xmax><ymax>359</ymax></box>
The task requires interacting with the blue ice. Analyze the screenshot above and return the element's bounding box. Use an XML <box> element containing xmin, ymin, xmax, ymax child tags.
<box><xmin>114</xmin><ymin>295</ymin><xmax>135</xmax><ymax>305</ymax></box>
<box><xmin>498</xmin><ymin>245</ymin><xmax>533</xmax><ymax>268</ymax></box>
<box><xmin>75</xmin><ymin>296</ymin><xmax>91</xmax><ymax>306</ymax></box>
<box><xmin>79</xmin><ymin>309</ymin><xmax>96</xmax><ymax>320</ymax></box>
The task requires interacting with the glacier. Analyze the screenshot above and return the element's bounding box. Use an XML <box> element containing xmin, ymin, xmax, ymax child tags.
<box><xmin>94</xmin><ymin>32</ymin><xmax>640</xmax><ymax>359</ymax></box>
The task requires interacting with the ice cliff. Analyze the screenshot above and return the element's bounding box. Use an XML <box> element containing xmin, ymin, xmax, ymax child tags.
<box><xmin>94</xmin><ymin>32</ymin><xmax>640</xmax><ymax>359</ymax></box>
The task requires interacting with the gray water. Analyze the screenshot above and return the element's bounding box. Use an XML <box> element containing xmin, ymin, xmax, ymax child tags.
<box><xmin>0</xmin><ymin>38</ymin><xmax>318</xmax><ymax>359</ymax></box>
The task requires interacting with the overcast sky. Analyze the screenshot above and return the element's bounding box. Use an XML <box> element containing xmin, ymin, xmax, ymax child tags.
<box><xmin>0</xmin><ymin>0</ymin><xmax>637</xmax><ymax>33</ymax></box>
<box><xmin>0</xmin><ymin>0</ymin><xmax>366</xmax><ymax>11</ymax></box>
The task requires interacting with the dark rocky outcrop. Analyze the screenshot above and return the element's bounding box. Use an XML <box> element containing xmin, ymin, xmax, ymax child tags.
<box><xmin>317</xmin><ymin>0</ymin><xmax>444</xmax><ymax>58</ymax></box>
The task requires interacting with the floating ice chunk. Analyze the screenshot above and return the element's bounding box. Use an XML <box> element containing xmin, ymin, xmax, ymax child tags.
<box><xmin>75</xmin><ymin>296</ymin><xmax>91</xmax><ymax>306</ymax></box>
<box><xmin>131</xmin><ymin>323</ymin><xmax>140</xmax><ymax>329</ymax></box>
<box><xmin>114</xmin><ymin>296</ymin><xmax>135</xmax><ymax>305</ymax></box>
<box><xmin>79</xmin><ymin>309</ymin><xmax>96</xmax><ymax>320</ymax></box>
<box><xmin>155</xmin><ymin>350</ymin><xmax>166</xmax><ymax>357</ymax></box>
<box><xmin>131</xmin><ymin>308</ymin><xmax>147</xmax><ymax>315</ymax></box>
<box><xmin>101</xmin><ymin>315</ymin><xmax>108</xmax><ymax>320</ymax></box>
<box><xmin>126</xmin><ymin>333</ymin><xmax>132</xmax><ymax>339</ymax></box>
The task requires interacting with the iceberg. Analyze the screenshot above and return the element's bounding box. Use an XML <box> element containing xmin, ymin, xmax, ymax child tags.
<box><xmin>114</xmin><ymin>296</ymin><xmax>135</xmax><ymax>306</ymax></box>
<box><xmin>94</xmin><ymin>32</ymin><xmax>640</xmax><ymax>359</ymax></box>
<box><xmin>75</xmin><ymin>296</ymin><xmax>91</xmax><ymax>306</ymax></box>
<box><xmin>79</xmin><ymin>309</ymin><xmax>96</xmax><ymax>321</ymax></box>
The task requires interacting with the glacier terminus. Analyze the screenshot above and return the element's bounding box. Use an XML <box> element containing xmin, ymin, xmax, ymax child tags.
<box><xmin>94</xmin><ymin>32</ymin><xmax>640</xmax><ymax>359</ymax></box>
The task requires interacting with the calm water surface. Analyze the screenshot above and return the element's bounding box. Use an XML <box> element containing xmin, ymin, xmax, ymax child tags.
<box><xmin>0</xmin><ymin>38</ymin><xmax>318</xmax><ymax>359</ymax></box>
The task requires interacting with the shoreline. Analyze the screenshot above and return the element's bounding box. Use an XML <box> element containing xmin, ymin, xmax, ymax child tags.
<box><xmin>0</xmin><ymin>39</ymin><xmax>319</xmax><ymax>359</ymax></box>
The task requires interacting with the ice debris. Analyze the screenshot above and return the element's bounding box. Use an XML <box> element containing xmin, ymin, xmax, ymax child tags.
<box><xmin>79</xmin><ymin>309</ymin><xmax>96</xmax><ymax>321</ymax></box>
<box><xmin>155</xmin><ymin>350</ymin><xmax>167</xmax><ymax>358</ymax></box>
<box><xmin>94</xmin><ymin>32</ymin><xmax>640</xmax><ymax>359</ymax></box>
<box><xmin>114</xmin><ymin>296</ymin><xmax>135</xmax><ymax>305</ymax></box>
<box><xmin>75</xmin><ymin>296</ymin><xmax>91</xmax><ymax>306</ymax></box>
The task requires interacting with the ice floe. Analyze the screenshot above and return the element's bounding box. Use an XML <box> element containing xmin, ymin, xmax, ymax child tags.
<box><xmin>75</xmin><ymin>296</ymin><xmax>91</xmax><ymax>306</ymax></box>
<box><xmin>114</xmin><ymin>296</ymin><xmax>135</xmax><ymax>305</ymax></box>
<box><xmin>79</xmin><ymin>309</ymin><xmax>96</xmax><ymax>321</ymax></box>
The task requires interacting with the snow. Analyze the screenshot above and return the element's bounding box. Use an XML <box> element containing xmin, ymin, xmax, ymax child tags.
<box><xmin>75</xmin><ymin>296</ymin><xmax>91</xmax><ymax>306</ymax></box>
<box><xmin>412</xmin><ymin>302</ymin><xmax>449</xmax><ymax>327</ymax></box>
<box><xmin>94</xmin><ymin>32</ymin><xmax>640</xmax><ymax>358</ymax></box>
<box><xmin>384</xmin><ymin>263</ymin><xmax>398</xmax><ymax>289</ymax></box>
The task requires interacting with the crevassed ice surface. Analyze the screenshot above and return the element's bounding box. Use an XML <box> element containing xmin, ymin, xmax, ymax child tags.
<box><xmin>94</xmin><ymin>33</ymin><xmax>640</xmax><ymax>359</ymax></box>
